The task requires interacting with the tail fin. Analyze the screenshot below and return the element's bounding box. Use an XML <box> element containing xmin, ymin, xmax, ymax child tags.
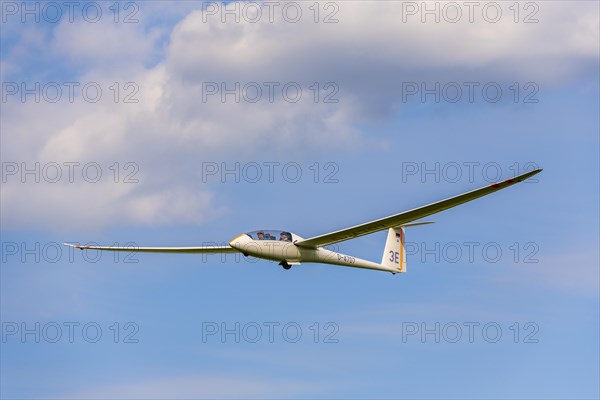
<box><xmin>381</xmin><ymin>227</ymin><xmax>406</xmax><ymax>273</ymax></box>
<box><xmin>380</xmin><ymin>222</ymin><xmax>433</xmax><ymax>273</ymax></box>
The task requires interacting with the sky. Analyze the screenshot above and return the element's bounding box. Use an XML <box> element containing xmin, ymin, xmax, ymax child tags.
<box><xmin>1</xmin><ymin>1</ymin><xmax>599</xmax><ymax>399</ymax></box>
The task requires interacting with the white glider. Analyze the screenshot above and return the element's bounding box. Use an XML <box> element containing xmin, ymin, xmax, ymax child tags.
<box><xmin>65</xmin><ymin>169</ymin><xmax>541</xmax><ymax>274</ymax></box>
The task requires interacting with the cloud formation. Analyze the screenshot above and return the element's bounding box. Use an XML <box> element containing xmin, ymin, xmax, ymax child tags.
<box><xmin>2</xmin><ymin>1</ymin><xmax>597</xmax><ymax>231</ymax></box>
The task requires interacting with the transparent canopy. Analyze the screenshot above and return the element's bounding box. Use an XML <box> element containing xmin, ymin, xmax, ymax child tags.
<box><xmin>246</xmin><ymin>230</ymin><xmax>293</xmax><ymax>242</ymax></box>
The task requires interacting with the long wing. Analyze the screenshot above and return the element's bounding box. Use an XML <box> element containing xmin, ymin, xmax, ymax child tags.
<box><xmin>296</xmin><ymin>169</ymin><xmax>542</xmax><ymax>249</ymax></box>
<box><xmin>63</xmin><ymin>243</ymin><xmax>238</xmax><ymax>254</ymax></box>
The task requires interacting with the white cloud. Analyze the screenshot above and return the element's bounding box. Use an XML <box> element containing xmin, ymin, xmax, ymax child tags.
<box><xmin>2</xmin><ymin>1</ymin><xmax>597</xmax><ymax>231</ymax></box>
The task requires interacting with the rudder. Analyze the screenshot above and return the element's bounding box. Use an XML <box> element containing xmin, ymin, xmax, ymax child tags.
<box><xmin>381</xmin><ymin>227</ymin><xmax>406</xmax><ymax>273</ymax></box>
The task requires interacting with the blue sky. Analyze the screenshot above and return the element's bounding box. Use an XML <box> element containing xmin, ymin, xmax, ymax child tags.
<box><xmin>1</xmin><ymin>1</ymin><xmax>599</xmax><ymax>398</ymax></box>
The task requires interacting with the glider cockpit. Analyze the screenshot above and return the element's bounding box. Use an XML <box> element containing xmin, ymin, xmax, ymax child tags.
<box><xmin>245</xmin><ymin>230</ymin><xmax>295</xmax><ymax>242</ymax></box>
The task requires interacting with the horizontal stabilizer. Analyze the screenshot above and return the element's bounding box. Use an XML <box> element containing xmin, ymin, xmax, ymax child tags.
<box><xmin>401</xmin><ymin>221</ymin><xmax>434</xmax><ymax>228</ymax></box>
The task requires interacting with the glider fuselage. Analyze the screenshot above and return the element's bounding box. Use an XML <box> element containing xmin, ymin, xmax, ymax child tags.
<box><xmin>229</xmin><ymin>230</ymin><xmax>391</xmax><ymax>272</ymax></box>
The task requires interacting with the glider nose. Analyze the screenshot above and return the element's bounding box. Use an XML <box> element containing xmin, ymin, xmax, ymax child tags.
<box><xmin>229</xmin><ymin>234</ymin><xmax>250</xmax><ymax>250</ymax></box>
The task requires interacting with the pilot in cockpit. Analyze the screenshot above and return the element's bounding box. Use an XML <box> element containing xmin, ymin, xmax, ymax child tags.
<box><xmin>280</xmin><ymin>232</ymin><xmax>292</xmax><ymax>242</ymax></box>
<box><xmin>257</xmin><ymin>231</ymin><xmax>265</xmax><ymax>240</ymax></box>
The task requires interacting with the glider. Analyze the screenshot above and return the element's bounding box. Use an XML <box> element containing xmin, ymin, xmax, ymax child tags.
<box><xmin>65</xmin><ymin>169</ymin><xmax>541</xmax><ymax>274</ymax></box>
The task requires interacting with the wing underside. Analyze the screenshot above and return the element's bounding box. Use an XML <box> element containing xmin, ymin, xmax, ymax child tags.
<box><xmin>295</xmin><ymin>169</ymin><xmax>541</xmax><ymax>249</ymax></box>
<box><xmin>63</xmin><ymin>243</ymin><xmax>238</xmax><ymax>254</ymax></box>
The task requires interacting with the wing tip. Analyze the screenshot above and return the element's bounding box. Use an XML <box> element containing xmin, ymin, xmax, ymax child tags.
<box><xmin>516</xmin><ymin>168</ymin><xmax>542</xmax><ymax>182</ymax></box>
<box><xmin>63</xmin><ymin>243</ymin><xmax>86</xmax><ymax>249</ymax></box>
<box><xmin>491</xmin><ymin>168</ymin><xmax>542</xmax><ymax>188</ymax></box>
